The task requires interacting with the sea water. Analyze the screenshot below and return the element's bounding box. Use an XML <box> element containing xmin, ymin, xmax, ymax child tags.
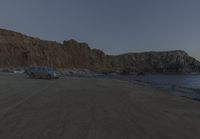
<box><xmin>102</xmin><ymin>74</ymin><xmax>200</xmax><ymax>101</ymax></box>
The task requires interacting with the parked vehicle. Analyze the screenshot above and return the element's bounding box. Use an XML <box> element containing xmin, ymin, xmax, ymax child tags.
<box><xmin>137</xmin><ymin>72</ymin><xmax>145</xmax><ymax>76</ymax></box>
<box><xmin>26</xmin><ymin>67</ymin><xmax>60</xmax><ymax>79</ymax></box>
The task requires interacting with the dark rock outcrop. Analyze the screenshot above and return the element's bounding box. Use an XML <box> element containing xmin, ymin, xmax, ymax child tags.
<box><xmin>0</xmin><ymin>28</ymin><xmax>199</xmax><ymax>73</ymax></box>
<box><xmin>110</xmin><ymin>51</ymin><xmax>200</xmax><ymax>73</ymax></box>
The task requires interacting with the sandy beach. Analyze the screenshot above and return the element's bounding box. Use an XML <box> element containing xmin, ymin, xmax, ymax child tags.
<box><xmin>0</xmin><ymin>72</ymin><xmax>200</xmax><ymax>139</ymax></box>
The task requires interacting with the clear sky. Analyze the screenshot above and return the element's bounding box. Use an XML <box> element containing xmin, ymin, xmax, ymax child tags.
<box><xmin>0</xmin><ymin>0</ymin><xmax>200</xmax><ymax>60</ymax></box>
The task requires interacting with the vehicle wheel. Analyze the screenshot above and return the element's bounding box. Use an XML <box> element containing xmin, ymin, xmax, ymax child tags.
<box><xmin>30</xmin><ymin>73</ymin><xmax>35</xmax><ymax>78</ymax></box>
<box><xmin>47</xmin><ymin>75</ymin><xmax>52</xmax><ymax>80</ymax></box>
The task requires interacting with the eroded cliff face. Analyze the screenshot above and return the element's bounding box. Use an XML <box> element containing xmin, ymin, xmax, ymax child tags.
<box><xmin>0</xmin><ymin>29</ymin><xmax>111</xmax><ymax>71</ymax></box>
<box><xmin>110</xmin><ymin>51</ymin><xmax>200</xmax><ymax>73</ymax></box>
<box><xmin>0</xmin><ymin>28</ymin><xmax>199</xmax><ymax>73</ymax></box>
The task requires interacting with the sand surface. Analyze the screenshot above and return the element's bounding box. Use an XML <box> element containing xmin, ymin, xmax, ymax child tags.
<box><xmin>0</xmin><ymin>72</ymin><xmax>200</xmax><ymax>139</ymax></box>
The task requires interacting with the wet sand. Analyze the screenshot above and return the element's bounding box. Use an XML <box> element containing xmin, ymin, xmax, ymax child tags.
<box><xmin>0</xmin><ymin>72</ymin><xmax>200</xmax><ymax>139</ymax></box>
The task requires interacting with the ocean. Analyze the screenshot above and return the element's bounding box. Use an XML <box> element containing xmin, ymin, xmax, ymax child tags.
<box><xmin>100</xmin><ymin>74</ymin><xmax>200</xmax><ymax>101</ymax></box>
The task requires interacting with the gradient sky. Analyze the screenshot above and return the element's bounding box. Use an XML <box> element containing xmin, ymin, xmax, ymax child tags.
<box><xmin>0</xmin><ymin>0</ymin><xmax>200</xmax><ymax>59</ymax></box>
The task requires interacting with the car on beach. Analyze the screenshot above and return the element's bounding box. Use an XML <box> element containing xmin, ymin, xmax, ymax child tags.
<box><xmin>137</xmin><ymin>72</ymin><xmax>145</xmax><ymax>76</ymax></box>
<box><xmin>26</xmin><ymin>67</ymin><xmax>60</xmax><ymax>79</ymax></box>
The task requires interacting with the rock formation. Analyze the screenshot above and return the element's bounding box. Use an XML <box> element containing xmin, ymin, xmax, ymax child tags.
<box><xmin>0</xmin><ymin>28</ymin><xmax>199</xmax><ymax>73</ymax></box>
<box><xmin>110</xmin><ymin>51</ymin><xmax>200</xmax><ymax>73</ymax></box>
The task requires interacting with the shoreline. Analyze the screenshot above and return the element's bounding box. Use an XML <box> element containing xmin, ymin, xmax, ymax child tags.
<box><xmin>0</xmin><ymin>72</ymin><xmax>200</xmax><ymax>138</ymax></box>
<box><xmin>2</xmin><ymin>69</ymin><xmax>200</xmax><ymax>101</ymax></box>
<box><xmin>95</xmin><ymin>73</ymin><xmax>200</xmax><ymax>102</ymax></box>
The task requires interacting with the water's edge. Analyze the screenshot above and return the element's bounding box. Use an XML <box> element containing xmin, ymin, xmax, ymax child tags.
<box><xmin>94</xmin><ymin>74</ymin><xmax>200</xmax><ymax>102</ymax></box>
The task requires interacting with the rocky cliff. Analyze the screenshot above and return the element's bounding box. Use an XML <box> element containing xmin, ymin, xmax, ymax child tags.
<box><xmin>110</xmin><ymin>51</ymin><xmax>200</xmax><ymax>73</ymax></box>
<box><xmin>0</xmin><ymin>28</ymin><xmax>199</xmax><ymax>73</ymax></box>
<box><xmin>0</xmin><ymin>29</ymin><xmax>111</xmax><ymax>71</ymax></box>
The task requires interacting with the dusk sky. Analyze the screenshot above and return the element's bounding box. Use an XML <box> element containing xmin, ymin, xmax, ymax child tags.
<box><xmin>0</xmin><ymin>0</ymin><xmax>200</xmax><ymax>60</ymax></box>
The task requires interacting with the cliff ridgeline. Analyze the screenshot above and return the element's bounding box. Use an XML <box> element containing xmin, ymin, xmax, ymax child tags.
<box><xmin>0</xmin><ymin>28</ymin><xmax>199</xmax><ymax>73</ymax></box>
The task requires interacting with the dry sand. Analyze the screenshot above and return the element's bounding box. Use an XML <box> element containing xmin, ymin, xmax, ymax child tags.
<box><xmin>0</xmin><ymin>72</ymin><xmax>200</xmax><ymax>139</ymax></box>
